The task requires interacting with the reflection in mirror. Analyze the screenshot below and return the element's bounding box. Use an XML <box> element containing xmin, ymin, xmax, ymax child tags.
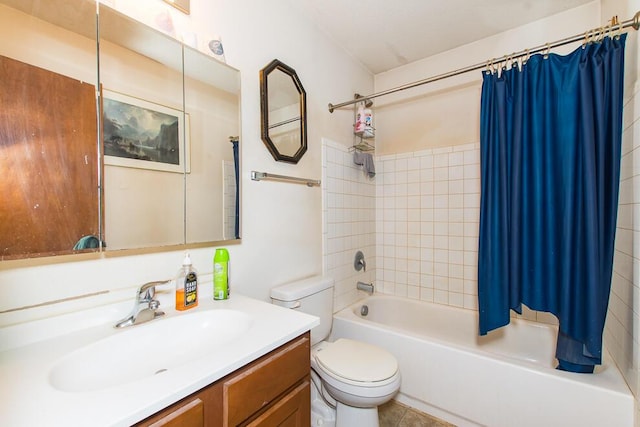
<box><xmin>0</xmin><ymin>0</ymin><xmax>99</xmax><ymax>260</ymax></box>
<box><xmin>183</xmin><ymin>46</ymin><xmax>241</xmax><ymax>242</ymax></box>
<box><xmin>260</xmin><ymin>59</ymin><xmax>307</xmax><ymax>164</ymax></box>
<box><xmin>100</xmin><ymin>4</ymin><xmax>241</xmax><ymax>250</ymax></box>
<box><xmin>99</xmin><ymin>4</ymin><xmax>185</xmax><ymax>250</ymax></box>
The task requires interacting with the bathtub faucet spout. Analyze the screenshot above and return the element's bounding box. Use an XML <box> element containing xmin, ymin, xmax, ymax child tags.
<box><xmin>357</xmin><ymin>281</ymin><xmax>374</xmax><ymax>294</ymax></box>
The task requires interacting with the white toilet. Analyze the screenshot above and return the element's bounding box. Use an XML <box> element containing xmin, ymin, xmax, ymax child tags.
<box><xmin>271</xmin><ymin>276</ymin><xmax>400</xmax><ymax>427</ymax></box>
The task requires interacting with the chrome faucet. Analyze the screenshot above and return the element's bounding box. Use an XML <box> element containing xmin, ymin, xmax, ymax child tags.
<box><xmin>114</xmin><ymin>280</ymin><xmax>171</xmax><ymax>328</ymax></box>
<box><xmin>357</xmin><ymin>281</ymin><xmax>374</xmax><ymax>294</ymax></box>
<box><xmin>354</xmin><ymin>250</ymin><xmax>366</xmax><ymax>272</ymax></box>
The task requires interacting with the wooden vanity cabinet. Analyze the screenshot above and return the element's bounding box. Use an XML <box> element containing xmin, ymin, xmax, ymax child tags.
<box><xmin>136</xmin><ymin>332</ymin><xmax>311</xmax><ymax>427</ymax></box>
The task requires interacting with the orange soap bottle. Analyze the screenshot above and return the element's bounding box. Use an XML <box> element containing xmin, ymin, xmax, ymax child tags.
<box><xmin>175</xmin><ymin>253</ymin><xmax>198</xmax><ymax>311</ymax></box>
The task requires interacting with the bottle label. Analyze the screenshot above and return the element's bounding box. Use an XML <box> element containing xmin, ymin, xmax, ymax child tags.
<box><xmin>213</xmin><ymin>262</ymin><xmax>228</xmax><ymax>300</ymax></box>
<box><xmin>184</xmin><ymin>272</ymin><xmax>198</xmax><ymax>307</ymax></box>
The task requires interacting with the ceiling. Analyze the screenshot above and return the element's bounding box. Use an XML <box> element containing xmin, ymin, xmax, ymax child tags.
<box><xmin>291</xmin><ymin>0</ymin><xmax>595</xmax><ymax>74</ymax></box>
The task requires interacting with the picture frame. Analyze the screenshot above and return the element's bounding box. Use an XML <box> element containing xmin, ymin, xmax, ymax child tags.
<box><xmin>102</xmin><ymin>90</ymin><xmax>190</xmax><ymax>173</ymax></box>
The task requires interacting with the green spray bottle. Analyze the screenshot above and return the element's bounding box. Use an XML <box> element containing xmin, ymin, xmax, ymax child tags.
<box><xmin>213</xmin><ymin>248</ymin><xmax>229</xmax><ymax>300</ymax></box>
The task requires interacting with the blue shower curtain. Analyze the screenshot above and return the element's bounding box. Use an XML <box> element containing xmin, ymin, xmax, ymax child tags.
<box><xmin>477</xmin><ymin>35</ymin><xmax>626</xmax><ymax>373</ymax></box>
<box><xmin>232</xmin><ymin>139</ymin><xmax>240</xmax><ymax>239</ymax></box>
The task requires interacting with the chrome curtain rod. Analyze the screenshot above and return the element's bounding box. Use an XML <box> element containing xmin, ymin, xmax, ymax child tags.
<box><xmin>328</xmin><ymin>12</ymin><xmax>640</xmax><ymax>113</ymax></box>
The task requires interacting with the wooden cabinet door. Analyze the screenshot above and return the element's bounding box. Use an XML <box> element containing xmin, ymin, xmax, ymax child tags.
<box><xmin>147</xmin><ymin>398</ymin><xmax>204</xmax><ymax>427</ymax></box>
<box><xmin>245</xmin><ymin>381</ymin><xmax>310</xmax><ymax>427</ymax></box>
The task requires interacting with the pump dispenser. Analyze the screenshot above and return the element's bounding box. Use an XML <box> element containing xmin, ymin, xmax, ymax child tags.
<box><xmin>175</xmin><ymin>253</ymin><xmax>198</xmax><ymax>310</ymax></box>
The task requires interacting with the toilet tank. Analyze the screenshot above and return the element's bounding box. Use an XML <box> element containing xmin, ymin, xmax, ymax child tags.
<box><xmin>270</xmin><ymin>275</ymin><xmax>334</xmax><ymax>346</ymax></box>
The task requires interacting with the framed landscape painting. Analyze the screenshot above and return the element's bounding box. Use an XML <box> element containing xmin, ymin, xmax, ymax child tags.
<box><xmin>102</xmin><ymin>90</ymin><xmax>189</xmax><ymax>173</ymax></box>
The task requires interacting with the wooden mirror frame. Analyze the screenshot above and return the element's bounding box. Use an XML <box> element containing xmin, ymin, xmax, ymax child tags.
<box><xmin>259</xmin><ymin>59</ymin><xmax>307</xmax><ymax>164</ymax></box>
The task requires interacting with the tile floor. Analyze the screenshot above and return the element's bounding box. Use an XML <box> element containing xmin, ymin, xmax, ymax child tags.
<box><xmin>379</xmin><ymin>400</ymin><xmax>456</xmax><ymax>427</ymax></box>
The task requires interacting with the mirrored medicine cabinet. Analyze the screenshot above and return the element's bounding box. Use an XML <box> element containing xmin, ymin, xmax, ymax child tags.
<box><xmin>0</xmin><ymin>0</ymin><xmax>241</xmax><ymax>262</ymax></box>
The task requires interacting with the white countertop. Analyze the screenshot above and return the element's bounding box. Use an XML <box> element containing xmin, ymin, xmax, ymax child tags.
<box><xmin>0</xmin><ymin>293</ymin><xmax>318</xmax><ymax>426</ymax></box>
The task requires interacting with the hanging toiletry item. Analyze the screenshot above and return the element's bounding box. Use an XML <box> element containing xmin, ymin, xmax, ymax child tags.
<box><xmin>213</xmin><ymin>248</ymin><xmax>229</xmax><ymax>300</ymax></box>
<box><xmin>206</xmin><ymin>34</ymin><xmax>226</xmax><ymax>63</ymax></box>
<box><xmin>354</xmin><ymin>104</ymin><xmax>365</xmax><ymax>134</ymax></box>
<box><xmin>363</xmin><ymin>108</ymin><xmax>374</xmax><ymax>138</ymax></box>
<box><xmin>175</xmin><ymin>253</ymin><xmax>198</xmax><ymax>311</ymax></box>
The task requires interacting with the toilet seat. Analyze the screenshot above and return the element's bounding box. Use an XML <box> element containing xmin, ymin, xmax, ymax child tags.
<box><xmin>313</xmin><ymin>339</ymin><xmax>398</xmax><ymax>385</ymax></box>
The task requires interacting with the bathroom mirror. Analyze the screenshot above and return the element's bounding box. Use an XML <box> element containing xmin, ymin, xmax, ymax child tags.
<box><xmin>0</xmin><ymin>0</ymin><xmax>241</xmax><ymax>260</ymax></box>
<box><xmin>260</xmin><ymin>59</ymin><xmax>307</xmax><ymax>164</ymax></box>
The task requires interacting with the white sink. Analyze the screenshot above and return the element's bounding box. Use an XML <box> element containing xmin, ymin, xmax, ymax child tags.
<box><xmin>48</xmin><ymin>309</ymin><xmax>253</xmax><ymax>392</ymax></box>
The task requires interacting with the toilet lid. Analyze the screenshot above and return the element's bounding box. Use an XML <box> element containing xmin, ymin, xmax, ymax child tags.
<box><xmin>314</xmin><ymin>338</ymin><xmax>398</xmax><ymax>382</ymax></box>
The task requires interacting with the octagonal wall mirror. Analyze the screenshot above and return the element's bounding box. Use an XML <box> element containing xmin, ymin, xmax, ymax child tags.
<box><xmin>260</xmin><ymin>59</ymin><xmax>307</xmax><ymax>164</ymax></box>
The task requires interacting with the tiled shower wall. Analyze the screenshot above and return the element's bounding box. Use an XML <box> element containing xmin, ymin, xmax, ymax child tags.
<box><xmin>375</xmin><ymin>143</ymin><xmax>481</xmax><ymax>309</ymax></box>
<box><xmin>322</xmin><ymin>138</ymin><xmax>376</xmax><ymax>312</ymax></box>
<box><xmin>606</xmin><ymin>86</ymin><xmax>640</xmax><ymax>399</ymax></box>
<box><xmin>323</xmin><ymin>139</ymin><xmax>558</xmax><ymax>323</ymax></box>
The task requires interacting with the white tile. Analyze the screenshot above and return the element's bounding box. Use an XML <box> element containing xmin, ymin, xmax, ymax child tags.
<box><xmin>449</xmin><ymin>194</ymin><xmax>464</xmax><ymax>208</ymax></box>
<box><xmin>434</xmin><ymin>263</ymin><xmax>449</xmax><ymax>279</ymax></box>
<box><xmin>449</xmin><ymin>292</ymin><xmax>464</xmax><ymax>308</ymax></box>
<box><xmin>464</xmin><ymin>164</ymin><xmax>480</xmax><ymax>179</ymax></box>
<box><xmin>434</xmin><ymin>289</ymin><xmax>449</xmax><ymax>304</ymax></box>
<box><xmin>434</xmin><ymin>195</ymin><xmax>448</xmax><ymax>209</ymax></box>
<box><xmin>449</xmin><ymin>166</ymin><xmax>465</xmax><ymax>180</ymax></box>
<box><xmin>407</xmin><ymin>157</ymin><xmax>421</xmax><ymax>170</ymax></box>
<box><xmin>420</xmin><ymin>288</ymin><xmax>434</xmax><ymax>302</ymax></box>
<box><xmin>449</xmin><ymin>180</ymin><xmax>465</xmax><ymax>195</ymax></box>
<box><xmin>432</xmin><ymin>146</ymin><xmax>453</xmax><ymax>155</ymax></box>
<box><xmin>420</xmin><ymin>156</ymin><xmax>434</xmax><ymax>169</ymax></box>
<box><xmin>464</xmin><ymin>265</ymin><xmax>477</xmax><ymax>281</ymax></box>
<box><xmin>449</xmin><ymin>208</ymin><xmax>464</xmax><ymax>222</ymax></box>
<box><xmin>464</xmin><ymin>149</ymin><xmax>480</xmax><ymax>165</ymax></box>
<box><xmin>464</xmin><ymin>193</ymin><xmax>481</xmax><ymax>208</ymax></box>
<box><xmin>464</xmin><ymin>178</ymin><xmax>481</xmax><ymax>194</ymax></box>
<box><xmin>463</xmin><ymin>294</ymin><xmax>479</xmax><ymax>310</ymax></box>
<box><xmin>449</xmin><ymin>152</ymin><xmax>464</xmax><ymax>166</ymax></box>
<box><xmin>407</xmin><ymin>285</ymin><xmax>420</xmax><ymax>299</ymax></box>
<box><xmin>420</xmin><ymin>272</ymin><xmax>434</xmax><ymax>286</ymax></box>
<box><xmin>434</xmin><ymin>153</ymin><xmax>449</xmax><ymax>167</ymax></box>
<box><xmin>434</xmin><ymin>168</ymin><xmax>449</xmax><ymax>182</ymax></box>
<box><xmin>434</xmin><ymin>209</ymin><xmax>448</xmax><ymax>221</ymax></box>
<box><xmin>464</xmin><ymin>279</ymin><xmax>478</xmax><ymax>295</ymax></box>
<box><xmin>395</xmin><ymin>157</ymin><xmax>408</xmax><ymax>172</ymax></box>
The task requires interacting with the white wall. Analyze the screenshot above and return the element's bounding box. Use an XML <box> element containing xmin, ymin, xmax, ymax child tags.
<box><xmin>374</xmin><ymin>2</ymin><xmax>601</xmax><ymax>154</ymax></box>
<box><xmin>0</xmin><ymin>0</ymin><xmax>372</xmax><ymax>325</ymax></box>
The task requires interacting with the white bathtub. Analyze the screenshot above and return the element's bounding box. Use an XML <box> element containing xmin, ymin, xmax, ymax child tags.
<box><xmin>330</xmin><ymin>295</ymin><xmax>633</xmax><ymax>427</ymax></box>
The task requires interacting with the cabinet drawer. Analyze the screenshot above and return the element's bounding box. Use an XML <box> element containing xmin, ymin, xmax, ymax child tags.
<box><xmin>224</xmin><ymin>334</ymin><xmax>310</xmax><ymax>426</ymax></box>
<box><xmin>245</xmin><ymin>380</ymin><xmax>310</xmax><ymax>427</ymax></box>
<box><xmin>147</xmin><ymin>398</ymin><xmax>204</xmax><ymax>427</ymax></box>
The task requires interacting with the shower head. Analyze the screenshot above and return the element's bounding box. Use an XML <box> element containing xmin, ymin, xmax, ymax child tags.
<box><xmin>354</xmin><ymin>93</ymin><xmax>374</xmax><ymax>108</ymax></box>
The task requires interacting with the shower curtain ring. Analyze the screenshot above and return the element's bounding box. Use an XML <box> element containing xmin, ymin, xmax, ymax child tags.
<box><xmin>615</xmin><ymin>18</ymin><xmax>623</xmax><ymax>39</ymax></box>
<box><xmin>490</xmin><ymin>58</ymin><xmax>497</xmax><ymax>74</ymax></box>
<box><xmin>543</xmin><ymin>43</ymin><xmax>551</xmax><ymax>59</ymax></box>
